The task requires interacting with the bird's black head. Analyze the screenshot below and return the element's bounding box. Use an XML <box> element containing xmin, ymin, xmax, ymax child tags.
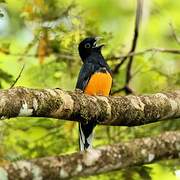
<box><xmin>78</xmin><ymin>37</ymin><xmax>104</xmax><ymax>61</ymax></box>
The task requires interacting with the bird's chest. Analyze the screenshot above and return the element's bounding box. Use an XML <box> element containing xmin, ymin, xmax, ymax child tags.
<box><xmin>84</xmin><ymin>72</ymin><xmax>112</xmax><ymax>96</ymax></box>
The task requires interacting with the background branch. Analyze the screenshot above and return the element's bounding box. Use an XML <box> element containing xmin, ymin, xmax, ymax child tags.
<box><xmin>125</xmin><ymin>0</ymin><xmax>143</xmax><ymax>86</ymax></box>
<box><xmin>1</xmin><ymin>131</ymin><xmax>180</xmax><ymax>179</ymax></box>
<box><xmin>169</xmin><ymin>22</ymin><xmax>180</xmax><ymax>45</ymax></box>
<box><xmin>112</xmin><ymin>0</ymin><xmax>143</xmax><ymax>95</ymax></box>
<box><xmin>10</xmin><ymin>64</ymin><xmax>25</xmax><ymax>88</ymax></box>
<box><xmin>107</xmin><ymin>48</ymin><xmax>180</xmax><ymax>61</ymax></box>
<box><xmin>112</xmin><ymin>0</ymin><xmax>143</xmax><ymax>75</ymax></box>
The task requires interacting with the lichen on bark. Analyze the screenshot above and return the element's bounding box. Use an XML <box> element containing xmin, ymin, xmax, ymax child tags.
<box><xmin>1</xmin><ymin>131</ymin><xmax>180</xmax><ymax>179</ymax></box>
<box><xmin>0</xmin><ymin>87</ymin><xmax>179</xmax><ymax>127</ymax></box>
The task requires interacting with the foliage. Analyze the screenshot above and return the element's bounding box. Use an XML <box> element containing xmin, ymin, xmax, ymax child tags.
<box><xmin>0</xmin><ymin>0</ymin><xmax>179</xmax><ymax>179</ymax></box>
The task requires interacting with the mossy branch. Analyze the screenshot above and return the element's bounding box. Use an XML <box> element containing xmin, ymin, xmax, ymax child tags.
<box><xmin>1</xmin><ymin>131</ymin><xmax>180</xmax><ymax>179</ymax></box>
<box><xmin>0</xmin><ymin>87</ymin><xmax>180</xmax><ymax>126</ymax></box>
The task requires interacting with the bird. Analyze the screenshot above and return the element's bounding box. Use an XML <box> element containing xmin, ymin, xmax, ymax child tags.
<box><xmin>76</xmin><ymin>37</ymin><xmax>112</xmax><ymax>151</ymax></box>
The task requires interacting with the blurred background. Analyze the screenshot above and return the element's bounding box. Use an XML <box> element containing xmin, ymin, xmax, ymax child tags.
<box><xmin>0</xmin><ymin>0</ymin><xmax>179</xmax><ymax>179</ymax></box>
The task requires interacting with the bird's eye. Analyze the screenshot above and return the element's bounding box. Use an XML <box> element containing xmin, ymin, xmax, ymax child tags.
<box><xmin>84</xmin><ymin>43</ymin><xmax>91</xmax><ymax>48</ymax></box>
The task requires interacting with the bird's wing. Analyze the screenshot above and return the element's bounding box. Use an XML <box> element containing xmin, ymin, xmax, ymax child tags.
<box><xmin>76</xmin><ymin>63</ymin><xmax>94</xmax><ymax>91</ymax></box>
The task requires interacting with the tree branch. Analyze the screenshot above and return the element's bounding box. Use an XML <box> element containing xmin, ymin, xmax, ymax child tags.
<box><xmin>1</xmin><ymin>47</ymin><xmax>179</xmax><ymax>62</ymax></box>
<box><xmin>111</xmin><ymin>85</ymin><xmax>135</xmax><ymax>95</ymax></box>
<box><xmin>125</xmin><ymin>0</ymin><xmax>143</xmax><ymax>85</ymax></box>
<box><xmin>112</xmin><ymin>0</ymin><xmax>143</xmax><ymax>74</ymax></box>
<box><xmin>0</xmin><ymin>87</ymin><xmax>180</xmax><ymax>126</ymax></box>
<box><xmin>107</xmin><ymin>48</ymin><xmax>180</xmax><ymax>61</ymax></box>
<box><xmin>10</xmin><ymin>64</ymin><xmax>25</xmax><ymax>88</ymax></box>
<box><xmin>112</xmin><ymin>0</ymin><xmax>143</xmax><ymax>95</ymax></box>
<box><xmin>1</xmin><ymin>131</ymin><xmax>180</xmax><ymax>179</ymax></box>
<box><xmin>169</xmin><ymin>22</ymin><xmax>180</xmax><ymax>45</ymax></box>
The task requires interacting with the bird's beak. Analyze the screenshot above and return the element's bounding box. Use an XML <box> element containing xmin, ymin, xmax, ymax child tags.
<box><xmin>95</xmin><ymin>36</ymin><xmax>103</xmax><ymax>41</ymax></box>
<box><xmin>93</xmin><ymin>36</ymin><xmax>105</xmax><ymax>49</ymax></box>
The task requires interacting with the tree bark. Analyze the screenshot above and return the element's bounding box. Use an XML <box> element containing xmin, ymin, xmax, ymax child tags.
<box><xmin>0</xmin><ymin>87</ymin><xmax>180</xmax><ymax>126</ymax></box>
<box><xmin>0</xmin><ymin>131</ymin><xmax>180</xmax><ymax>179</ymax></box>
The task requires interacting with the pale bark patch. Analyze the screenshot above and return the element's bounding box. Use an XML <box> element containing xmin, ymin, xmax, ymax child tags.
<box><xmin>128</xmin><ymin>96</ymin><xmax>145</xmax><ymax>111</ymax></box>
<box><xmin>59</xmin><ymin>168</ymin><xmax>68</xmax><ymax>178</ymax></box>
<box><xmin>83</xmin><ymin>149</ymin><xmax>101</xmax><ymax>166</ymax></box>
<box><xmin>148</xmin><ymin>153</ymin><xmax>155</xmax><ymax>162</ymax></box>
<box><xmin>18</xmin><ymin>102</ymin><xmax>33</xmax><ymax>116</ymax></box>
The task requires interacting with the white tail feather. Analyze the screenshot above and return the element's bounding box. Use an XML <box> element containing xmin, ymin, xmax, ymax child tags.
<box><xmin>79</xmin><ymin>123</ymin><xmax>94</xmax><ymax>151</ymax></box>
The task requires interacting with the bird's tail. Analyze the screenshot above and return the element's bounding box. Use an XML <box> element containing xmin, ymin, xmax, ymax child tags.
<box><xmin>79</xmin><ymin>122</ymin><xmax>96</xmax><ymax>151</ymax></box>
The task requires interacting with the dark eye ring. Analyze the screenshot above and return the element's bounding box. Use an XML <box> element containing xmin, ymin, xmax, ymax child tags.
<box><xmin>85</xmin><ymin>43</ymin><xmax>91</xmax><ymax>48</ymax></box>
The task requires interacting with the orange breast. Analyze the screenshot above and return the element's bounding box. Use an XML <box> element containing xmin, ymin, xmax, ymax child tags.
<box><xmin>84</xmin><ymin>72</ymin><xmax>112</xmax><ymax>96</ymax></box>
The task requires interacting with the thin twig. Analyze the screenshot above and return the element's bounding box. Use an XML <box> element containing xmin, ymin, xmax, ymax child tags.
<box><xmin>0</xmin><ymin>51</ymin><xmax>77</xmax><ymax>61</ymax></box>
<box><xmin>108</xmin><ymin>48</ymin><xmax>180</xmax><ymax>60</ymax></box>
<box><xmin>111</xmin><ymin>87</ymin><xmax>125</xmax><ymax>95</ymax></box>
<box><xmin>10</xmin><ymin>64</ymin><xmax>25</xmax><ymax>88</ymax></box>
<box><xmin>112</xmin><ymin>85</ymin><xmax>134</xmax><ymax>95</ymax></box>
<box><xmin>60</xmin><ymin>2</ymin><xmax>76</xmax><ymax>17</ymax></box>
<box><xmin>1</xmin><ymin>47</ymin><xmax>179</xmax><ymax>61</ymax></box>
<box><xmin>18</xmin><ymin>38</ymin><xmax>38</xmax><ymax>62</ymax></box>
<box><xmin>111</xmin><ymin>55</ymin><xmax>128</xmax><ymax>74</ymax></box>
<box><xmin>169</xmin><ymin>22</ymin><xmax>180</xmax><ymax>45</ymax></box>
<box><xmin>112</xmin><ymin>0</ymin><xmax>143</xmax><ymax>74</ymax></box>
<box><xmin>125</xmin><ymin>0</ymin><xmax>143</xmax><ymax>85</ymax></box>
<box><xmin>112</xmin><ymin>0</ymin><xmax>143</xmax><ymax>95</ymax></box>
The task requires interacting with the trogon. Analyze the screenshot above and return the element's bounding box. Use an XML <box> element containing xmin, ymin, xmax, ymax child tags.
<box><xmin>76</xmin><ymin>37</ymin><xmax>112</xmax><ymax>151</ymax></box>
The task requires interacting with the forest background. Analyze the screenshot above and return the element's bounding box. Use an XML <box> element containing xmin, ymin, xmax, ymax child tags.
<box><xmin>0</xmin><ymin>0</ymin><xmax>179</xmax><ymax>179</ymax></box>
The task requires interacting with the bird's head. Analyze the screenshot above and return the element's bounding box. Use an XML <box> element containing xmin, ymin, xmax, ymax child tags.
<box><xmin>78</xmin><ymin>37</ymin><xmax>104</xmax><ymax>61</ymax></box>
